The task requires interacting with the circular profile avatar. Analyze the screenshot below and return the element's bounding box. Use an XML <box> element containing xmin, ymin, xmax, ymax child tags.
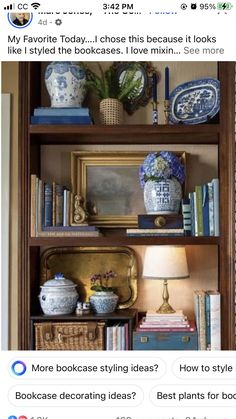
<box><xmin>8</xmin><ymin>12</ymin><xmax>33</xmax><ymax>28</ymax></box>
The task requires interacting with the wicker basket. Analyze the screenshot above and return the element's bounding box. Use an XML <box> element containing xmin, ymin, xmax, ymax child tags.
<box><xmin>99</xmin><ymin>98</ymin><xmax>123</xmax><ymax>125</ymax></box>
<box><xmin>35</xmin><ymin>322</ymin><xmax>105</xmax><ymax>350</ymax></box>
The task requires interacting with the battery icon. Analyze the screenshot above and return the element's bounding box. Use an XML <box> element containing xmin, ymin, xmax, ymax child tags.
<box><xmin>217</xmin><ymin>2</ymin><xmax>233</xmax><ymax>9</ymax></box>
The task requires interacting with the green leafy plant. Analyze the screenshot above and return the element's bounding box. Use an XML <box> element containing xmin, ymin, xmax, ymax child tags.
<box><xmin>86</xmin><ymin>63</ymin><xmax>142</xmax><ymax>102</ymax></box>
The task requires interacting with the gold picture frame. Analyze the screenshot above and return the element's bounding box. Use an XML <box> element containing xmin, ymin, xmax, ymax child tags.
<box><xmin>71</xmin><ymin>151</ymin><xmax>186</xmax><ymax>227</ymax></box>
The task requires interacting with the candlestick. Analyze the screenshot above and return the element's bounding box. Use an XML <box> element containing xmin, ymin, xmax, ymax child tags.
<box><xmin>165</xmin><ymin>66</ymin><xmax>169</xmax><ymax>100</ymax></box>
<box><xmin>152</xmin><ymin>72</ymin><xmax>157</xmax><ymax>102</ymax></box>
<box><xmin>152</xmin><ymin>100</ymin><xmax>158</xmax><ymax>125</ymax></box>
<box><xmin>164</xmin><ymin>99</ymin><xmax>170</xmax><ymax>125</ymax></box>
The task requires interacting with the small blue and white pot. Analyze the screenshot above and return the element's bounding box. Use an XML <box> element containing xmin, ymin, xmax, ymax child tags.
<box><xmin>45</xmin><ymin>61</ymin><xmax>86</xmax><ymax>108</ymax></box>
<box><xmin>144</xmin><ymin>178</ymin><xmax>182</xmax><ymax>214</ymax></box>
<box><xmin>90</xmin><ymin>291</ymin><xmax>119</xmax><ymax>314</ymax></box>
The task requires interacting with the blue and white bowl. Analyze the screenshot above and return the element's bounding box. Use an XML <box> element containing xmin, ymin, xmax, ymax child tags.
<box><xmin>45</xmin><ymin>61</ymin><xmax>86</xmax><ymax>108</ymax></box>
<box><xmin>90</xmin><ymin>291</ymin><xmax>119</xmax><ymax>314</ymax></box>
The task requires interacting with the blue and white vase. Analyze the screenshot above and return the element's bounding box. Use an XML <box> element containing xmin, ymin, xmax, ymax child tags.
<box><xmin>144</xmin><ymin>179</ymin><xmax>182</xmax><ymax>214</ymax></box>
<box><xmin>90</xmin><ymin>291</ymin><xmax>119</xmax><ymax>314</ymax></box>
<box><xmin>45</xmin><ymin>61</ymin><xmax>86</xmax><ymax>108</ymax></box>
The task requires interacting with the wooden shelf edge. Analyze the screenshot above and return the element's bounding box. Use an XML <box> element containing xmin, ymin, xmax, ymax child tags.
<box><xmin>29</xmin><ymin>236</ymin><xmax>220</xmax><ymax>246</ymax></box>
<box><xmin>31</xmin><ymin>309</ymin><xmax>137</xmax><ymax>321</ymax></box>
<box><xmin>30</xmin><ymin>124</ymin><xmax>220</xmax><ymax>135</ymax></box>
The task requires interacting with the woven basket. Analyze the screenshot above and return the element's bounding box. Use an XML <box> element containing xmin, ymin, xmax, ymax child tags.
<box><xmin>100</xmin><ymin>98</ymin><xmax>123</xmax><ymax>125</ymax></box>
<box><xmin>35</xmin><ymin>322</ymin><xmax>105</xmax><ymax>350</ymax></box>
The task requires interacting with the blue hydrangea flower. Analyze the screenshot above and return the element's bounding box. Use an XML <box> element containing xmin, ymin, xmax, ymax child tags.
<box><xmin>139</xmin><ymin>151</ymin><xmax>185</xmax><ymax>187</ymax></box>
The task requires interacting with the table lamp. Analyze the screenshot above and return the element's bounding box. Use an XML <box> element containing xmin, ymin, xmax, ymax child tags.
<box><xmin>142</xmin><ymin>245</ymin><xmax>189</xmax><ymax>314</ymax></box>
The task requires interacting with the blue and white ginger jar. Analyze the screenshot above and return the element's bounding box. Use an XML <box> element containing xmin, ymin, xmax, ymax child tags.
<box><xmin>144</xmin><ymin>178</ymin><xmax>182</xmax><ymax>214</ymax></box>
<box><xmin>39</xmin><ymin>273</ymin><xmax>79</xmax><ymax>315</ymax></box>
<box><xmin>90</xmin><ymin>291</ymin><xmax>119</xmax><ymax>314</ymax></box>
<box><xmin>45</xmin><ymin>61</ymin><xmax>86</xmax><ymax>108</ymax></box>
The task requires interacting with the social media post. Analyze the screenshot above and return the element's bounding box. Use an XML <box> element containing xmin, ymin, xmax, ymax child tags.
<box><xmin>3</xmin><ymin>351</ymin><xmax>236</xmax><ymax>419</ymax></box>
<box><xmin>1</xmin><ymin>1</ymin><xmax>236</xmax><ymax>419</ymax></box>
<box><xmin>0</xmin><ymin>0</ymin><xmax>235</xmax><ymax>60</ymax></box>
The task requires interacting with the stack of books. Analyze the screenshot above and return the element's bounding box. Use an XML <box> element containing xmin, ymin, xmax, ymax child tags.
<box><xmin>31</xmin><ymin>174</ymin><xmax>101</xmax><ymax>237</ymax></box>
<box><xmin>31</xmin><ymin>107</ymin><xmax>93</xmax><ymax>125</ymax></box>
<box><xmin>127</xmin><ymin>214</ymin><xmax>184</xmax><ymax>237</ymax></box>
<box><xmin>136</xmin><ymin>310</ymin><xmax>195</xmax><ymax>332</ymax></box>
<box><xmin>194</xmin><ymin>290</ymin><xmax>221</xmax><ymax>350</ymax></box>
<box><xmin>185</xmin><ymin>178</ymin><xmax>219</xmax><ymax>236</ymax></box>
<box><xmin>106</xmin><ymin>323</ymin><xmax>129</xmax><ymax>350</ymax></box>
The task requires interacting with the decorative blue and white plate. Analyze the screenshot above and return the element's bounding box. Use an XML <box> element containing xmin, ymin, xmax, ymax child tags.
<box><xmin>169</xmin><ymin>78</ymin><xmax>220</xmax><ymax>125</ymax></box>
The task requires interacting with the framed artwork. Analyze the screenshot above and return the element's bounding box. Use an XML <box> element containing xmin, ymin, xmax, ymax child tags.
<box><xmin>71</xmin><ymin>151</ymin><xmax>148</xmax><ymax>227</ymax></box>
<box><xmin>71</xmin><ymin>151</ymin><xmax>186</xmax><ymax>227</ymax></box>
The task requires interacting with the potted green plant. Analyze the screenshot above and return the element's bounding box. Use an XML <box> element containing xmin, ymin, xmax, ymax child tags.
<box><xmin>89</xmin><ymin>270</ymin><xmax>119</xmax><ymax>313</ymax></box>
<box><xmin>86</xmin><ymin>64</ymin><xmax>142</xmax><ymax>124</ymax></box>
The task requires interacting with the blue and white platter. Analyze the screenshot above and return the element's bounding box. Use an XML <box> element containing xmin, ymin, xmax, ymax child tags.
<box><xmin>169</xmin><ymin>78</ymin><xmax>220</xmax><ymax>125</ymax></box>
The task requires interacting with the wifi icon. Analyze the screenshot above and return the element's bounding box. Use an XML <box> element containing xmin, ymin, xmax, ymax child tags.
<box><xmin>31</xmin><ymin>2</ymin><xmax>40</xmax><ymax>9</ymax></box>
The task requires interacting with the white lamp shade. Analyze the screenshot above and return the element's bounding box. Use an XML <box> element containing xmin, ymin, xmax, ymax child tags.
<box><xmin>143</xmin><ymin>246</ymin><xmax>189</xmax><ymax>280</ymax></box>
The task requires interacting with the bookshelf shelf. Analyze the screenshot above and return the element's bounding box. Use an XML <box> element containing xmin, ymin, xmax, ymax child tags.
<box><xmin>28</xmin><ymin>236</ymin><xmax>220</xmax><ymax>247</ymax></box>
<box><xmin>18</xmin><ymin>62</ymin><xmax>235</xmax><ymax>350</ymax></box>
<box><xmin>29</xmin><ymin>124</ymin><xmax>219</xmax><ymax>145</ymax></box>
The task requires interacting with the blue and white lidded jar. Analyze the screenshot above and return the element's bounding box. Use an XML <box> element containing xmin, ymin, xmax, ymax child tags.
<box><xmin>39</xmin><ymin>273</ymin><xmax>78</xmax><ymax>315</ymax></box>
<box><xmin>45</xmin><ymin>61</ymin><xmax>86</xmax><ymax>108</ymax></box>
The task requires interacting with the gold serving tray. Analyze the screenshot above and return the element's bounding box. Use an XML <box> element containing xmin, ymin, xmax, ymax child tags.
<box><xmin>40</xmin><ymin>246</ymin><xmax>138</xmax><ymax>309</ymax></box>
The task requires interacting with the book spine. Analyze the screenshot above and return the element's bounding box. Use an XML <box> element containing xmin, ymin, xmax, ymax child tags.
<box><xmin>66</xmin><ymin>190</ymin><xmax>71</xmax><ymax>227</ymax></box>
<box><xmin>125</xmin><ymin>323</ymin><xmax>129</xmax><ymax>350</ymax></box>
<box><xmin>212</xmin><ymin>178</ymin><xmax>220</xmax><ymax>236</ymax></box>
<box><xmin>195</xmin><ymin>186</ymin><xmax>204</xmax><ymax>236</ymax></box>
<box><xmin>208</xmin><ymin>182</ymin><xmax>214</xmax><ymax>236</ymax></box>
<box><xmin>208</xmin><ymin>292</ymin><xmax>221</xmax><ymax>350</ymax></box>
<box><xmin>55</xmin><ymin>184</ymin><xmax>64</xmax><ymax>226</ymax></box>
<box><xmin>193</xmin><ymin>192</ymin><xmax>198</xmax><ymax>236</ymax></box>
<box><xmin>112</xmin><ymin>325</ymin><xmax>118</xmax><ymax>351</ymax></box>
<box><xmin>35</xmin><ymin>177</ymin><xmax>39</xmax><ymax>236</ymax></box>
<box><xmin>44</xmin><ymin>183</ymin><xmax>53</xmax><ymax>227</ymax></box>
<box><xmin>37</xmin><ymin>231</ymin><xmax>102</xmax><ymax>237</ymax></box>
<box><xmin>106</xmin><ymin>327</ymin><xmax>113</xmax><ymax>350</ymax></box>
<box><xmin>182</xmin><ymin>198</ymin><xmax>192</xmax><ymax>237</ymax></box>
<box><xmin>205</xmin><ymin>294</ymin><xmax>211</xmax><ymax>349</ymax></box>
<box><xmin>127</xmin><ymin>233</ymin><xmax>184</xmax><ymax>237</ymax></box>
<box><xmin>34</xmin><ymin>107</ymin><xmax>90</xmax><ymax>116</ymax></box>
<box><xmin>202</xmin><ymin>184</ymin><xmax>210</xmax><ymax>236</ymax></box>
<box><xmin>194</xmin><ymin>291</ymin><xmax>207</xmax><ymax>350</ymax></box>
<box><xmin>63</xmin><ymin>189</ymin><xmax>67</xmax><ymax>227</ymax></box>
<box><xmin>189</xmin><ymin>192</ymin><xmax>195</xmax><ymax>236</ymax></box>
<box><xmin>30</xmin><ymin>175</ymin><xmax>37</xmax><ymax>237</ymax></box>
<box><xmin>37</xmin><ymin>179</ymin><xmax>43</xmax><ymax>236</ymax></box>
<box><xmin>52</xmin><ymin>181</ymin><xmax>56</xmax><ymax>227</ymax></box>
<box><xmin>31</xmin><ymin>115</ymin><xmax>92</xmax><ymax>125</ymax></box>
<box><xmin>42</xmin><ymin>225</ymin><xmax>98</xmax><ymax>232</ymax></box>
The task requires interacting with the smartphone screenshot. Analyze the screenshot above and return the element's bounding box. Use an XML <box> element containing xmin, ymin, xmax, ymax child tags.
<box><xmin>1</xmin><ymin>1</ymin><xmax>236</xmax><ymax>418</ymax></box>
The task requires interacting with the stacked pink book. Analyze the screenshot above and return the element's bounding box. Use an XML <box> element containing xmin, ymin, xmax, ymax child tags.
<box><xmin>136</xmin><ymin>310</ymin><xmax>196</xmax><ymax>332</ymax></box>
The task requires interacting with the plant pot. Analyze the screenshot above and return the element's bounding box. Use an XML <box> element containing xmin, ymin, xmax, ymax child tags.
<box><xmin>144</xmin><ymin>179</ymin><xmax>182</xmax><ymax>214</ymax></box>
<box><xmin>45</xmin><ymin>61</ymin><xmax>86</xmax><ymax>108</ymax></box>
<box><xmin>99</xmin><ymin>98</ymin><xmax>123</xmax><ymax>125</ymax></box>
<box><xmin>90</xmin><ymin>291</ymin><xmax>119</xmax><ymax>314</ymax></box>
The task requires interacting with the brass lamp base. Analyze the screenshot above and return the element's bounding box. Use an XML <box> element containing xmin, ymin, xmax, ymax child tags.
<box><xmin>156</xmin><ymin>301</ymin><xmax>175</xmax><ymax>314</ymax></box>
<box><xmin>156</xmin><ymin>279</ymin><xmax>175</xmax><ymax>314</ymax></box>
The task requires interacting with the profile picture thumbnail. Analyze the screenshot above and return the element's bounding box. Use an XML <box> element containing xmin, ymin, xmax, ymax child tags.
<box><xmin>8</xmin><ymin>13</ymin><xmax>33</xmax><ymax>28</ymax></box>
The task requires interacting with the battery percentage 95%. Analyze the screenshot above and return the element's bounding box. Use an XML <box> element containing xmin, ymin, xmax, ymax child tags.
<box><xmin>199</xmin><ymin>3</ymin><xmax>216</xmax><ymax>9</ymax></box>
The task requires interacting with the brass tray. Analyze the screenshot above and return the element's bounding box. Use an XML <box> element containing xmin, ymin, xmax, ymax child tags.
<box><xmin>40</xmin><ymin>246</ymin><xmax>138</xmax><ymax>309</ymax></box>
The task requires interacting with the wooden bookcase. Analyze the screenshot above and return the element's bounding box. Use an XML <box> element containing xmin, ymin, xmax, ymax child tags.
<box><xmin>18</xmin><ymin>62</ymin><xmax>235</xmax><ymax>350</ymax></box>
